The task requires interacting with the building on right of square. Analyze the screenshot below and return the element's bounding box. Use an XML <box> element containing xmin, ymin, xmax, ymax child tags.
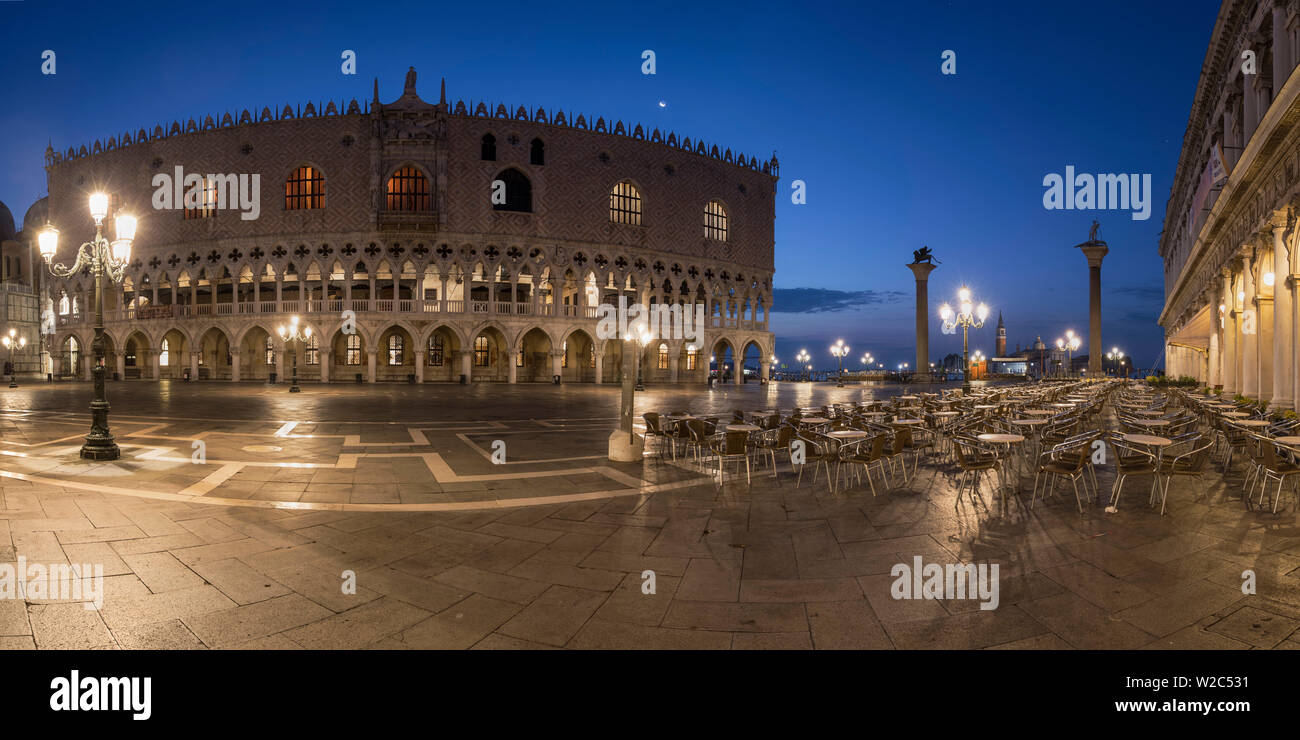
<box><xmin>1160</xmin><ymin>0</ymin><xmax>1300</xmax><ymax>406</ymax></box>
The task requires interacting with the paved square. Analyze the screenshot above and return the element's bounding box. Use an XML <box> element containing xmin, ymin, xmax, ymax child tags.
<box><xmin>0</xmin><ymin>381</ymin><xmax>1297</xmax><ymax>649</ymax></box>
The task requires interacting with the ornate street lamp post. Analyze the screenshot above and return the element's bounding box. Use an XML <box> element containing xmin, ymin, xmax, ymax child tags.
<box><xmin>2</xmin><ymin>329</ymin><xmax>27</xmax><ymax>388</ymax></box>
<box><xmin>277</xmin><ymin>316</ymin><xmax>312</xmax><ymax>392</ymax></box>
<box><xmin>829</xmin><ymin>339</ymin><xmax>849</xmax><ymax>387</ymax></box>
<box><xmin>939</xmin><ymin>286</ymin><xmax>989</xmax><ymax>394</ymax></box>
<box><xmin>38</xmin><ymin>194</ymin><xmax>136</xmax><ymax>461</ymax></box>
<box><xmin>1106</xmin><ymin>347</ymin><xmax>1126</xmax><ymax>379</ymax></box>
<box><xmin>633</xmin><ymin>323</ymin><xmax>650</xmax><ymax>391</ymax></box>
<box><xmin>795</xmin><ymin>349</ymin><xmax>810</xmax><ymax>381</ymax></box>
<box><xmin>1056</xmin><ymin>331</ymin><xmax>1081</xmax><ymax>378</ymax></box>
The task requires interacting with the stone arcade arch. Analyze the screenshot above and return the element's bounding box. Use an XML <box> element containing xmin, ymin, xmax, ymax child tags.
<box><xmin>197</xmin><ymin>327</ymin><xmax>232</xmax><ymax>380</ymax></box>
<box><xmin>470</xmin><ymin>325</ymin><xmax>509</xmax><ymax>382</ymax></box>
<box><xmin>421</xmin><ymin>325</ymin><xmax>462</xmax><ymax>382</ymax></box>
<box><xmin>517</xmin><ymin>327</ymin><xmax>553</xmax><ymax>382</ymax></box>
<box><xmin>157</xmin><ymin>328</ymin><xmax>191</xmax><ymax>379</ymax></box>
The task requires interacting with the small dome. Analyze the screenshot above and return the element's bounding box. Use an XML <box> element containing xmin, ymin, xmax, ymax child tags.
<box><xmin>22</xmin><ymin>197</ymin><xmax>48</xmax><ymax>235</ymax></box>
<box><xmin>0</xmin><ymin>201</ymin><xmax>15</xmax><ymax>242</ymax></box>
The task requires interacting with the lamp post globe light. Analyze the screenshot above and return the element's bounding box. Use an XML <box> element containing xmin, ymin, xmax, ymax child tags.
<box><xmin>795</xmin><ymin>349</ymin><xmax>810</xmax><ymax>381</ymax></box>
<box><xmin>829</xmin><ymin>339</ymin><xmax>849</xmax><ymax>387</ymax></box>
<box><xmin>276</xmin><ymin>316</ymin><xmax>312</xmax><ymax>393</ymax></box>
<box><xmin>39</xmin><ymin>194</ymin><xmax>136</xmax><ymax>461</ymax></box>
<box><xmin>2</xmin><ymin>329</ymin><xmax>27</xmax><ymax>388</ymax></box>
<box><xmin>939</xmin><ymin>286</ymin><xmax>990</xmax><ymax>394</ymax></box>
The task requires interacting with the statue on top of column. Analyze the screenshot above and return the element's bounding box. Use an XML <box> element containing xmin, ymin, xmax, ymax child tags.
<box><xmin>911</xmin><ymin>246</ymin><xmax>939</xmax><ymax>264</ymax></box>
<box><xmin>1088</xmin><ymin>220</ymin><xmax>1100</xmax><ymax>242</ymax></box>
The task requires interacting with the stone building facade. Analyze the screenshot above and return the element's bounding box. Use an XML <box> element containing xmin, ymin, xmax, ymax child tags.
<box><xmin>40</xmin><ymin>68</ymin><xmax>776</xmax><ymax>384</ymax></box>
<box><xmin>1160</xmin><ymin>0</ymin><xmax>1300</xmax><ymax>407</ymax></box>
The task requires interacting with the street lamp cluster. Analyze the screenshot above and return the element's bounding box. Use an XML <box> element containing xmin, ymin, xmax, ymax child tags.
<box><xmin>277</xmin><ymin>317</ymin><xmax>313</xmax><ymax>393</ymax></box>
<box><xmin>1106</xmin><ymin>346</ymin><xmax>1128</xmax><ymax>378</ymax></box>
<box><xmin>940</xmin><ymin>286</ymin><xmax>990</xmax><ymax>393</ymax></box>
<box><xmin>2</xmin><ymin>329</ymin><xmax>26</xmax><ymax>388</ymax></box>
<box><xmin>829</xmin><ymin>339</ymin><xmax>850</xmax><ymax>386</ymax></box>
<box><xmin>1057</xmin><ymin>330</ymin><xmax>1081</xmax><ymax>377</ymax></box>
<box><xmin>38</xmin><ymin>193</ymin><xmax>136</xmax><ymax>461</ymax></box>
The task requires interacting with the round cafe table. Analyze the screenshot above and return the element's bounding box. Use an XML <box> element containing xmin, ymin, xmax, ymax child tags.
<box><xmin>798</xmin><ymin>417</ymin><xmax>829</xmax><ymax>426</ymax></box>
<box><xmin>1273</xmin><ymin>436</ymin><xmax>1300</xmax><ymax>448</ymax></box>
<box><xmin>1024</xmin><ymin>409</ymin><xmax>1054</xmax><ymax>417</ymax></box>
<box><xmin>1221</xmin><ymin>412</ymin><xmax>1250</xmax><ymax>419</ymax></box>
<box><xmin>1052</xmin><ymin>403</ymin><xmax>1076</xmax><ymax>408</ymax></box>
<box><xmin>1130</xmin><ymin>419</ymin><xmax>1169</xmax><ymax>428</ymax></box>
<box><xmin>1232</xmin><ymin>419</ymin><xmax>1271</xmax><ymax>428</ymax></box>
<box><xmin>977</xmin><ymin>433</ymin><xmax>1027</xmax><ymax>513</ymax></box>
<box><xmin>897</xmin><ymin>395</ymin><xmax>919</xmax><ymax>402</ymax></box>
<box><xmin>826</xmin><ymin>430</ymin><xmax>867</xmax><ymax>440</ymax></box>
<box><xmin>933</xmin><ymin>411</ymin><xmax>960</xmax><ymax>417</ymax></box>
<box><xmin>726</xmin><ymin>424</ymin><xmax>761</xmax><ymax>433</ymax></box>
<box><xmin>1135</xmin><ymin>410</ymin><xmax>1165</xmax><ymax>417</ymax></box>
<box><xmin>1119</xmin><ymin>434</ymin><xmax>1174</xmax><ymax>514</ymax></box>
<box><xmin>891</xmin><ymin>418</ymin><xmax>923</xmax><ymax>425</ymax></box>
<box><xmin>974</xmin><ymin>404</ymin><xmax>998</xmax><ymax>410</ymax></box>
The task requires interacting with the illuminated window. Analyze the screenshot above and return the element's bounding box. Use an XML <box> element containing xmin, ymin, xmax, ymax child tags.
<box><xmin>493</xmin><ymin>168</ymin><xmax>532</xmax><ymax>213</ymax></box>
<box><xmin>481</xmin><ymin>134</ymin><xmax>496</xmax><ymax>161</ymax></box>
<box><xmin>686</xmin><ymin>347</ymin><xmax>698</xmax><ymax>371</ymax></box>
<box><xmin>610</xmin><ymin>181</ymin><xmax>642</xmax><ymax>225</ymax></box>
<box><xmin>516</xmin><ymin>349</ymin><xmax>524</xmax><ymax>367</ymax></box>
<box><xmin>346</xmin><ymin>334</ymin><xmax>361</xmax><ymax>365</ymax></box>
<box><xmin>385</xmin><ymin>167</ymin><xmax>430</xmax><ymax>212</ymax></box>
<box><xmin>561</xmin><ymin>340</ymin><xmax>568</xmax><ymax>368</ymax></box>
<box><xmin>427</xmin><ymin>335</ymin><xmax>444</xmax><ymax>366</ymax></box>
<box><xmin>125</xmin><ymin>340</ymin><xmax>137</xmax><ymax>367</ymax></box>
<box><xmin>704</xmin><ymin>201</ymin><xmax>727</xmax><ymax>241</ymax></box>
<box><xmin>59</xmin><ymin>294</ymin><xmax>70</xmax><ymax>315</ymax></box>
<box><xmin>285</xmin><ymin>166</ymin><xmax>325</xmax><ymax>210</ymax></box>
<box><xmin>160</xmin><ymin>339</ymin><xmax>170</xmax><ymax>366</ymax></box>
<box><xmin>388</xmin><ymin>334</ymin><xmax>404</xmax><ymax>365</ymax></box>
<box><xmin>305</xmin><ymin>335</ymin><xmax>319</xmax><ymax>365</ymax></box>
<box><xmin>658</xmin><ymin>343</ymin><xmax>669</xmax><ymax>370</ymax></box>
<box><xmin>474</xmin><ymin>336</ymin><xmax>490</xmax><ymax>366</ymax></box>
<box><xmin>589</xmin><ymin>346</ymin><xmax>596</xmax><ymax>368</ymax></box>
<box><xmin>185</xmin><ymin>177</ymin><xmax>218</xmax><ymax>219</ymax></box>
<box><xmin>265</xmin><ymin>336</ymin><xmax>274</xmax><ymax>365</ymax></box>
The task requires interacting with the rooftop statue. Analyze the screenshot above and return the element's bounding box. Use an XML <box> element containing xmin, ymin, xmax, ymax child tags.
<box><xmin>911</xmin><ymin>246</ymin><xmax>939</xmax><ymax>265</ymax></box>
<box><xmin>1088</xmin><ymin>220</ymin><xmax>1100</xmax><ymax>242</ymax></box>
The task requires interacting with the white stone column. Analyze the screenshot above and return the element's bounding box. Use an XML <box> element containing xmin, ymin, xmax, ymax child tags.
<box><xmin>1242</xmin><ymin>252</ymin><xmax>1260</xmax><ymax>399</ymax></box>
<box><xmin>594</xmin><ymin>345</ymin><xmax>604</xmax><ymax>384</ymax></box>
<box><xmin>321</xmin><ymin>350</ymin><xmax>330</xmax><ymax>383</ymax></box>
<box><xmin>1223</xmin><ymin>269</ymin><xmax>1238</xmax><ymax>395</ymax></box>
<box><xmin>507</xmin><ymin>349</ymin><xmax>517</xmax><ymax>384</ymax></box>
<box><xmin>551</xmin><ymin>351</ymin><xmax>563</xmax><ymax>381</ymax></box>
<box><xmin>669</xmin><ymin>353</ymin><xmax>679</xmax><ymax>382</ymax></box>
<box><xmin>367</xmin><ymin>352</ymin><xmax>376</xmax><ymax>383</ymax></box>
<box><xmin>460</xmin><ymin>350</ymin><xmax>472</xmax><ymax>382</ymax></box>
<box><xmin>189</xmin><ymin>350</ymin><xmax>199</xmax><ymax>381</ymax></box>
<box><xmin>231</xmin><ymin>354</ymin><xmax>241</xmax><ymax>382</ymax></box>
<box><xmin>276</xmin><ymin>349</ymin><xmax>286</xmax><ymax>384</ymax></box>
<box><xmin>1274</xmin><ymin>223</ymin><xmax>1294</xmax><ymax>408</ymax></box>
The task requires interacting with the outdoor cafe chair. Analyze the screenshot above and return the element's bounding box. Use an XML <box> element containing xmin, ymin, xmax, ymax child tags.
<box><xmin>709</xmin><ymin>430</ymin><xmax>753</xmax><ymax>486</ymax></box>
<box><xmin>754</xmin><ymin>424</ymin><xmax>796</xmax><ymax>478</ymax></box>
<box><xmin>1254</xmin><ymin>438</ymin><xmax>1300</xmax><ymax>513</ymax></box>
<box><xmin>952</xmin><ymin>435</ymin><xmax>999</xmax><ymax>510</ymax></box>
<box><xmin>794</xmin><ymin>432</ymin><xmax>837</xmax><ymax>493</ymax></box>
<box><xmin>1104</xmin><ymin>432</ymin><xmax>1156</xmax><ymax>509</ymax></box>
<box><xmin>839</xmin><ymin>434</ymin><xmax>889</xmax><ymax>496</ymax></box>
<box><xmin>1152</xmin><ymin>438</ymin><xmax>1214</xmax><ymax>515</ymax></box>
<box><xmin>1031</xmin><ymin>437</ymin><xmax>1092</xmax><ymax>512</ymax></box>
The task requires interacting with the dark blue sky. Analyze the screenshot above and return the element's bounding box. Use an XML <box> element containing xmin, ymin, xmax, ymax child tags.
<box><xmin>0</xmin><ymin>0</ymin><xmax>1221</xmax><ymax>371</ymax></box>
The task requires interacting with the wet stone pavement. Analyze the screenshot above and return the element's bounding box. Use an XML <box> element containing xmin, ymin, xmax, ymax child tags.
<box><xmin>0</xmin><ymin>379</ymin><xmax>1297</xmax><ymax>649</ymax></box>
